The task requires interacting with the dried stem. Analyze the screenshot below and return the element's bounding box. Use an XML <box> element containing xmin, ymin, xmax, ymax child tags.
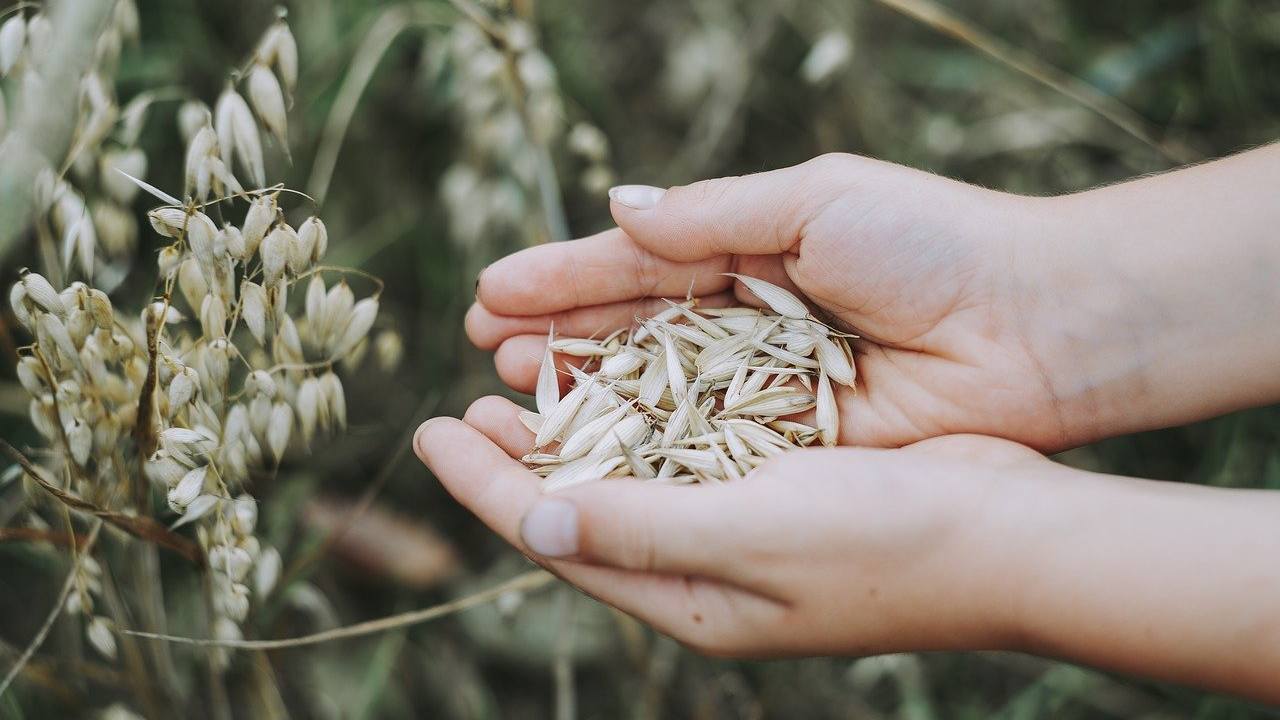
<box><xmin>306</xmin><ymin>5</ymin><xmax>450</xmax><ymax>206</ymax></box>
<box><xmin>0</xmin><ymin>438</ymin><xmax>204</xmax><ymax>566</ymax></box>
<box><xmin>872</xmin><ymin>0</ymin><xmax>1196</xmax><ymax>164</ymax></box>
<box><xmin>0</xmin><ymin>520</ymin><xmax>103</xmax><ymax>699</ymax></box>
<box><xmin>123</xmin><ymin>569</ymin><xmax>555</xmax><ymax>649</ymax></box>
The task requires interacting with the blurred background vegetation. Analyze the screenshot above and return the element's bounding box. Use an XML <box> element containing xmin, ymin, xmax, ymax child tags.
<box><xmin>3</xmin><ymin>0</ymin><xmax>1280</xmax><ymax>717</ymax></box>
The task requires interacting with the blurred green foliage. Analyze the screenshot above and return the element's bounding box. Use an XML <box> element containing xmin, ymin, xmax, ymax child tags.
<box><xmin>3</xmin><ymin>0</ymin><xmax>1280</xmax><ymax>717</ymax></box>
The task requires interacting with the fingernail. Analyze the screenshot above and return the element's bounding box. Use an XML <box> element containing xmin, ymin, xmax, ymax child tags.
<box><xmin>608</xmin><ymin>184</ymin><xmax>665</xmax><ymax>210</ymax></box>
<box><xmin>520</xmin><ymin>498</ymin><xmax>579</xmax><ymax>558</ymax></box>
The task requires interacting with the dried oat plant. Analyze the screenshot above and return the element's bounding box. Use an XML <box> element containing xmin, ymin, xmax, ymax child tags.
<box><xmin>1</xmin><ymin>4</ymin><xmax>393</xmax><ymax>710</ymax></box>
<box><xmin>522</xmin><ymin>274</ymin><xmax>857</xmax><ymax>490</ymax></box>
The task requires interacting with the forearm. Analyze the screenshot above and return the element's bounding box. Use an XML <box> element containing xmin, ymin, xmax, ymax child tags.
<box><xmin>1019</xmin><ymin>144</ymin><xmax>1280</xmax><ymax>441</ymax></box>
<box><xmin>1001</xmin><ymin>464</ymin><xmax>1280</xmax><ymax>701</ymax></box>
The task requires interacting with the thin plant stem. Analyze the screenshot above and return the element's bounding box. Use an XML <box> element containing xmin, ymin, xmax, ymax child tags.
<box><xmin>872</xmin><ymin>0</ymin><xmax>1196</xmax><ymax>165</ymax></box>
<box><xmin>306</xmin><ymin>5</ymin><xmax>450</xmax><ymax>206</ymax></box>
<box><xmin>0</xmin><ymin>520</ymin><xmax>103</xmax><ymax>699</ymax></box>
<box><xmin>122</xmin><ymin>569</ymin><xmax>555</xmax><ymax>649</ymax></box>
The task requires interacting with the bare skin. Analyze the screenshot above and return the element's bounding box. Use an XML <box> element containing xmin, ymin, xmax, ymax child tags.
<box><xmin>420</xmin><ymin>147</ymin><xmax>1280</xmax><ymax>703</ymax></box>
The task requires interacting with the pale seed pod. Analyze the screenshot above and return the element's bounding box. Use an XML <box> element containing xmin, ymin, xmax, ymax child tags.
<box><xmin>86</xmin><ymin>288</ymin><xmax>113</xmax><ymax>328</ymax></box>
<box><xmin>222</xmin><ymin>582</ymin><xmax>250</xmax><ymax>622</ymax></box>
<box><xmin>722</xmin><ymin>273</ymin><xmax>809</xmax><ymax>319</ymax></box>
<box><xmin>167</xmin><ymin>365</ymin><xmax>198</xmax><ymax>416</ymax></box>
<box><xmin>38</xmin><ymin>313</ymin><xmax>78</xmax><ymax>369</ymax></box>
<box><xmin>202</xmin><ymin>155</ymin><xmax>243</xmax><ymax>198</ymax></box>
<box><xmin>304</xmin><ymin>274</ymin><xmax>326</xmax><ymax>340</ymax></box>
<box><xmin>66</xmin><ymin>308</ymin><xmax>93</xmax><ymax>348</ymax></box>
<box><xmin>63</xmin><ymin>214</ymin><xmax>95</xmax><ymax>279</ymax></box>
<box><xmin>158</xmin><ymin>245</ymin><xmax>183</xmax><ymax>279</ymax></box>
<box><xmin>98</xmin><ymin>148</ymin><xmax>147</xmax><ymax>204</ymax></box>
<box><xmin>249</xmin><ymin>395</ymin><xmax>272</xmax><ymax>444</ymax></box>
<box><xmin>65</xmin><ymin>418</ymin><xmax>91</xmax><ymax>466</ymax></box>
<box><xmin>247</xmin><ymin>63</ymin><xmax>288</xmax><ymax>148</ymax></box>
<box><xmin>215</xmin><ymin>83</ymin><xmax>264</xmax><ymax>187</ymax></box>
<box><xmin>231</xmin><ymin>495</ymin><xmax>257</xmax><ymax>536</ymax></box>
<box><xmin>90</xmin><ymin>201</ymin><xmax>135</xmax><ymax>259</ymax></box>
<box><xmin>174</xmin><ymin>495</ymin><xmax>218</xmax><ymax>528</ymax></box>
<box><xmin>295</xmin><ymin>376</ymin><xmax>320</xmax><ymax>443</ymax></box>
<box><xmin>177</xmin><ymin>100</ymin><xmax>211</xmax><ymax>144</ymax></box>
<box><xmin>325</xmin><ymin>282</ymin><xmax>354</xmax><ymax>331</ymax></box>
<box><xmin>146</xmin><ymin>451</ymin><xmax>187</xmax><ymax>488</ymax></box>
<box><xmin>16</xmin><ymin>356</ymin><xmax>45</xmax><ymax>395</ymax></box>
<box><xmin>29</xmin><ymin>396</ymin><xmax>57</xmax><ymax>440</ymax></box>
<box><xmin>221</xmin><ymin>406</ymin><xmax>249</xmax><ymax>451</ymax></box>
<box><xmin>25</xmin><ymin>12</ymin><xmax>48</xmax><ymax>60</ymax></box>
<box><xmin>319</xmin><ymin>371</ymin><xmax>346</xmax><ymax>430</ymax></box>
<box><xmin>147</xmin><ymin>207</ymin><xmax>188</xmax><ymax>238</ymax></box>
<box><xmin>219</xmin><ymin>224</ymin><xmax>246</xmax><ymax>261</ymax></box>
<box><xmin>813</xmin><ymin>333</ymin><xmax>855</xmax><ymax>387</ymax></box>
<box><xmin>286</xmin><ymin>224</ymin><xmax>312</xmax><ymax>274</ymax></box>
<box><xmin>9</xmin><ymin>282</ymin><xmax>31</xmax><ymax>330</ymax></box>
<box><xmin>536</xmin><ymin>329</ymin><xmax>559</xmax><ymax>416</ymax></box>
<box><xmin>240</xmin><ymin>280</ymin><xmax>268</xmax><ymax>344</ymax></box>
<box><xmin>241</xmin><ymin>195</ymin><xmax>274</xmax><ymax>259</ymax></box>
<box><xmin>186</xmin><ymin>212</ymin><xmax>218</xmax><ymax>271</ymax></box>
<box><xmin>331</xmin><ymin>297</ymin><xmax>377</xmax><ymax>357</ymax></box>
<box><xmin>200</xmin><ymin>293</ymin><xmax>227</xmax><ymax>339</ymax></box>
<box><xmin>260</xmin><ymin>226</ymin><xmax>288</xmax><ymax>284</ymax></box>
<box><xmin>267</xmin><ymin>401</ymin><xmax>293</xmax><ymax>461</ymax></box>
<box><xmin>270</xmin><ymin>22</ymin><xmax>297</xmax><ymax>97</ymax></box>
<box><xmin>86</xmin><ymin>616</ymin><xmax>117</xmax><ymax>661</ymax></box>
<box><xmin>21</xmin><ymin>272</ymin><xmax>66</xmax><ymax>317</ymax></box>
<box><xmin>341</xmin><ymin>337</ymin><xmax>368</xmax><ymax>372</ymax></box>
<box><xmin>374</xmin><ymin>330</ymin><xmax>402</xmax><ymax>373</ymax></box>
<box><xmin>0</xmin><ymin>15</ymin><xmax>24</xmax><ymax>76</ymax></box>
<box><xmin>161</xmin><ymin>427</ymin><xmax>211</xmax><ymax>450</ymax></box>
<box><xmin>247</xmin><ymin>369</ymin><xmax>277</xmax><ymax>399</ymax></box>
<box><xmin>167</xmin><ymin>465</ymin><xmax>207</xmax><ymax>511</ymax></box>
<box><xmin>255</xmin><ymin>546</ymin><xmax>281</xmax><ymax>595</ymax></box>
<box><xmin>297</xmin><ymin>217</ymin><xmax>325</xmax><ymax>264</ymax></box>
<box><xmin>271</xmin><ymin>274</ymin><xmax>289</xmax><ymax>326</ymax></box>
<box><xmin>177</xmin><ymin>257</ymin><xmax>208</xmax><ymax>312</ymax></box>
<box><xmin>275</xmin><ymin>314</ymin><xmax>303</xmax><ymax>363</ymax></box>
<box><xmin>184</xmin><ymin>125</ymin><xmax>218</xmax><ymax>199</ymax></box>
<box><xmin>204</xmin><ymin>339</ymin><xmax>231</xmax><ymax>391</ymax></box>
<box><xmin>223</xmin><ymin>545</ymin><xmax>253</xmax><ymax>582</ymax></box>
<box><xmin>816</xmin><ymin>369</ymin><xmax>838</xmax><ymax>447</ymax></box>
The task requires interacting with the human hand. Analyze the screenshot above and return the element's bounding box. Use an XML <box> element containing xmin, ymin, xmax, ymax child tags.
<box><xmin>415</xmin><ymin>395</ymin><xmax>1043</xmax><ymax>657</ymax></box>
<box><xmin>466</xmin><ymin>153</ymin><xmax>1091</xmax><ymax>451</ymax></box>
<box><xmin>416</xmin><ymin>397</ymin><xmax>1280</xmax><ymax>701</ymax></box>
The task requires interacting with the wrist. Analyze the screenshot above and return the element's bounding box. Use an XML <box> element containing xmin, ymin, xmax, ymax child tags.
<box><xmin>1003</xmin><ymin>190</ymin><xmax>1188</xmax><ymax>445</ymax></box>
<box><xmin>1010</xmin><ymin>151</ymin><xmax>1280</xmax><ymax>443</ymax></box>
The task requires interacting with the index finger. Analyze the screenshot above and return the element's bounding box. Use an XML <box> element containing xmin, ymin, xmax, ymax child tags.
<box><xmin>476</xmin><ymin>228</ymin><xmax>733</xmax><ymax>317</ymax></box>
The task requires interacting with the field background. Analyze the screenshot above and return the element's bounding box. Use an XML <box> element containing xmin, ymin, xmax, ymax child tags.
<box><xmin>3</xmin><ymin>0</ymin><xmax>1280</xmax><ymax>717</ymax></box>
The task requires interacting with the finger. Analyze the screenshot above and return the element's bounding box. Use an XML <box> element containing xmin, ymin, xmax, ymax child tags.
<box><xmin>462</xmin><ymin>395</ymin><xmax>535</xmax><ymax>458</ymax></box>
<box><xmin>476</xmin><ymin>227</ymin><xmax>734</xmax><ymax>317</ymax></box>
<box><xmin>413</xmin><ymin>414</ymin><xmax>783</xmax><ymax>649</ymax></box>
<box><xmin>494</xmin><ymin>335</ymin><xmax>590</xmax><ymax>395</ymax></box>
<box><xmin>460</xmin><ymin>396</ymin><xmax>759</xmax><ymax>580</ymax></box>
<box><xmin>607</xmin><ymin>155</ymin><xmax>851</xmax><ymax>262</ymax></box>
<box><xmin>466</xmin><ymin>291</ymin><xmax>736</xmax><ymax>351</ymax></box>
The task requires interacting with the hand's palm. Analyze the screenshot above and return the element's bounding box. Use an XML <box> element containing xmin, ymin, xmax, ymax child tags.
<box><xmin>467</xmin><ymin>154</ymin><xmax>1065</xmax><ymax>449</ymax></box>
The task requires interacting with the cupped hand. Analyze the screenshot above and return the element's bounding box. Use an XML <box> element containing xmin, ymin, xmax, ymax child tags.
<box><xmin>415</xmin><ymin>395</ymin><xmax>1046</xmax><ymax>657</ymax></box>
<box><xmin>466</xmin><ymin>153</ymin><xmax>1087</xmax><ymax>451</ymax></box>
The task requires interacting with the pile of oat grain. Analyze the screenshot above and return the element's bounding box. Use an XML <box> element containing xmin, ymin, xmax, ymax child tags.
<box><xmin>520</xmin><ymin>274</ymin><xmax>856</xmax><ymax>491</ymax></box>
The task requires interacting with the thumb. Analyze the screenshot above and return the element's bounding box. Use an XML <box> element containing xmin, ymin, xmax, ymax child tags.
<box><xmin>607</xmin><ymin>154</ymin><xmax>851</xmax><ymax>262</ymax></box>
<box><xmin>518</xmin><ymin>481</ymin><xmax>741</xmax><ymax>577</ymax></box>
